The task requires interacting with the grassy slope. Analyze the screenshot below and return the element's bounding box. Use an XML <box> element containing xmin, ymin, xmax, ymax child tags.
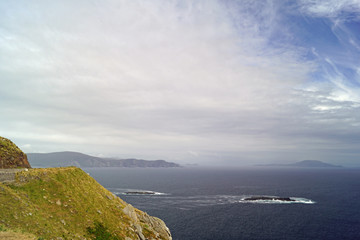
<box><xmin>0</xmin><ymin>167</ymin><xmax>160</xmax><ymax>240</ymax></box>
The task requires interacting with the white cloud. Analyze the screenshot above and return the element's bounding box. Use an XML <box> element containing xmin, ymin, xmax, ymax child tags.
<box><xmin>299</xmin><ymin>0</ymin><xmax>360</xmax><ymax>18</ymax></box>
<box><xmin>0</xmin><ymin>0</ymin><xmax>359</xmax><ymax>165</ymax></box>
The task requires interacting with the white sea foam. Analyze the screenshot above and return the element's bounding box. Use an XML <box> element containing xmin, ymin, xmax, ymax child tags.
<box><xmin>163</xmin><ymin>195</ymin><xmax>316</xmax><ymax>208</ymax></box>
<box><xmin>290</xmin><ymin>197</ymin><xmax>316</xmax><ymax>204</ymax></box>
<box><xmin>107</xmin><ymin>188</ymin><xmax>315</xmax><ymax>209</ymax></box>
<box><xmin>109</xmin><ymin>188</ymin><xmax>168</xmax><ymax>196</ymax></box>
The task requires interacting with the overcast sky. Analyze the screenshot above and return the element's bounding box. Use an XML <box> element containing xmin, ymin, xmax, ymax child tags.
<box><xmin>1</xmin><ymin>0</ymin><xmax>360</xmax><ymax>166</ymax></box>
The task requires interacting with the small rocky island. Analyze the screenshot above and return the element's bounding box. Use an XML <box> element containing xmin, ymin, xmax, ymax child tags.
<box><xmin>125</xmin><ymin>191</ymin><xmax>157</xmax><ymax>195</ymax></box>
<box><xmin>243</xmin><ymin>196</ymin><xmax>295</xmax><ymax>202</ymax></box>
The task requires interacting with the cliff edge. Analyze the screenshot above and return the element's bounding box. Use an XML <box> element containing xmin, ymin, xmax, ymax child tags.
<box><xmin>0</xmin><ymin>137</ymin><xmax>31</xmax><ymax>169</ymax></box>
<box><xmin>0</xmin><ymin>136</ymin><xmax>171</xmax><ymax>240</ymax></box>
<box><xmin>0</xmin><ymin>167</ymin><xmax>171</xmax><ymax>240</ymax></box>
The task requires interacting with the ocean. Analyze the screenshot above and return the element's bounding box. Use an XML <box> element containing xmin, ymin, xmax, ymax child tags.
<box><xmin>84</xmin><ymin>167</ymin><xmax>360</xmax><ymax>240</ymax></box>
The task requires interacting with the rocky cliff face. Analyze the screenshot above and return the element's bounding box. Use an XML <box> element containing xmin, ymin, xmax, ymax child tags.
<box><xmin>123</xmin><ymin>203</ymin><xmax>171</xmax><ymax>240</ymax></box>
<box><xmin>0</xmin><ymin>137</ymin><xmax>31</xmax><ymax>169</ymax></box>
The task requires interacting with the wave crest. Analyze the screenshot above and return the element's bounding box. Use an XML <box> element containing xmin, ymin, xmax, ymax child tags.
<box><xmin>109</xmin><ymin>188</ymin><xmax>168</xmax><ymax>196</ymax></box>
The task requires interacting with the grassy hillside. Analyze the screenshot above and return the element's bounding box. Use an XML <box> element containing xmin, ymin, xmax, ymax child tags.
<box><xmin>0</xmin><ymin>167</ymin><xmax>171</xmax><ymax>240</ymax></box>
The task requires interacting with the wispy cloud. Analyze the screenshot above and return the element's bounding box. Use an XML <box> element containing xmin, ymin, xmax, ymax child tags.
<box><xmin>295</xmin><ymin>0</ymin><xmax>360</xmax><ymax>114</ymax></box>
<box><xmin>299</xmin><ymin>0</ymin><xmax>360</xmax><ymax>18</ymax></box>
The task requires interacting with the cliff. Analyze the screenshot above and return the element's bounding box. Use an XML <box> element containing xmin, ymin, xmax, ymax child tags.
<box><xmin>0</xmin><ymin>137</ymin><xmax>31</xmax><ymax>169</ymax></box>
<box><xmin>0</xmin><ymin>167</ymin><xmax>172</xmax><ymax>240</ymax></box>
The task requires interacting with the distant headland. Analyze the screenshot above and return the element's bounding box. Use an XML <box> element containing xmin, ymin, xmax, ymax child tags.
<box><xmin>257</xmin><ymin>160</ymin><xmax>342</xmax><ymax>168</ymax></box>
<box><xmin>28</xmin><ymin>151</ymin><xmax>181</xmax><ymax>168</ymax></box>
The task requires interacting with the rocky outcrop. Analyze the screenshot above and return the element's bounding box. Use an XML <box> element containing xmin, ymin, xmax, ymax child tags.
<box><xmin>0</xmin><ymin>137</ymin><xmax>31</xmax><ymax>169</ymax></box>
<box><xmin>125</xmin><ymin>191</ymin><xmax>157</xmax><ymax>195</ymax></box>
<box><xmin>243</xmin><ymin>196</ymin><xmax>295</xmax><ymax>202</ymax></box>
<box><xmin>123</xmin><ymin>204</ymin><xmax>172</xmax><ymax>240</ymax></box>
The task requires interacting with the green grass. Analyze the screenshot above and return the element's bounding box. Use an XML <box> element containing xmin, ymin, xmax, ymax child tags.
<box><xmin>0</xmin><ymin>167</ymin><xmax>165</xmax><ymax>239</ymax></box>
<box><xmin>0</xmin><ymin>224</ymin><xmax>7</xmax><ymax>232</ymax></box>
<box><xmin>87</xmin><ymin>221</ymin><xmax>121</xmax><ymax>240</ymax></box>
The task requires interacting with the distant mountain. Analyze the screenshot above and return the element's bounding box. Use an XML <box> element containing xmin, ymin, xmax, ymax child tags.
<box><xmin>27</xmin><ymin>151</ymin><xmax>180</xmax><ymax>168</ymax></box>
<box><xmin>292</xmin><ymin>160</ymin><xmax>342</xmax><ymax>168</ymax></box>
<box><xmin>258</xmin><ymin>160</ymin><xmax>342</xmax><ymax>168</ymax></box>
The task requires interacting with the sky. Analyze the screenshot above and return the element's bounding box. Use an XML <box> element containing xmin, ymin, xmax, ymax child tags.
<box><xmin>1</xmin><ymin>0</ymin><xmax>360</xmax><ymax>166</ymax></box>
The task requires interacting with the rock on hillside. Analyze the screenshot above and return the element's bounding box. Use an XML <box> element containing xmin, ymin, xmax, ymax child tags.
<box><xmin>0</xmin><ymin>137</ymin><xmax>31</xmax><ymax>169</ymax></box>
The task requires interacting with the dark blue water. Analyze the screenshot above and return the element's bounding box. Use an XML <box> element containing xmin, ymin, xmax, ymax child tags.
<box><xmin>84</xmin><ymin>167</ymin><xmax>360</xmax><ymax>240</ymax></box>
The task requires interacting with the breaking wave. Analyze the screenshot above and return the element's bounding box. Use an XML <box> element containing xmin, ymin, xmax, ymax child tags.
<box><xmin>108</xmin><ymin>188</ymin><xmax>168</xmax><ymax>196</ymax></box>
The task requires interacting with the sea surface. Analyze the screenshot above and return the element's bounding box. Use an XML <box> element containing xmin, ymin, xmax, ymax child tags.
<box><xmin>84</xmin><ymin>167</ymin><xmax>360</xmax><ymax>240</ymax></box>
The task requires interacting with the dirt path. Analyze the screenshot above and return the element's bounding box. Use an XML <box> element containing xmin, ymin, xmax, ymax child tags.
<box><xmin>0</xmin><ymin>231</ymin><xmax>36</xmax><ymax>240</ymax></box>
<box><xmin>0</xmin><ymin>169</ymin><xmax>25</xmax><ymax>182</ymax></box>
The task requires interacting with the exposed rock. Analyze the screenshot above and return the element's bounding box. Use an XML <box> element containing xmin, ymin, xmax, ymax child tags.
<box><xmin>123</xmin><ymin>204</ymin><xmax>172</xmax><ymax>240</ymax></box>
<box><xmin>0</xmin><ymin>137</ymin><xmax>31</xmax><ymax>169</ymax></box>
<box><xmin>243</xmin><ymin>196</ymin><xmax>295</xmax><ymax>202</ymax></box>
<box><xmin>137</xmin><ymin>212</ymin><xmax>172</xmax><ymax>240</ymax></box>
<box><xmin>122</xmin><ymin>204</ymin><xmax>139</xmax><ymax>222</ymax></box>
<box><xmin>134</xmin><ymin>223</ymin><xmax>145</xmax><ymax>240</ymax></box>
<box><xmin>125</xmin><ymin>191</ymin><xmax>156</xmax><ymax>195</ymax></box>
<box><xmin>56</xmin><ymin>200</ymin><xmax>62</xmax><ymax>206</ymax></box>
